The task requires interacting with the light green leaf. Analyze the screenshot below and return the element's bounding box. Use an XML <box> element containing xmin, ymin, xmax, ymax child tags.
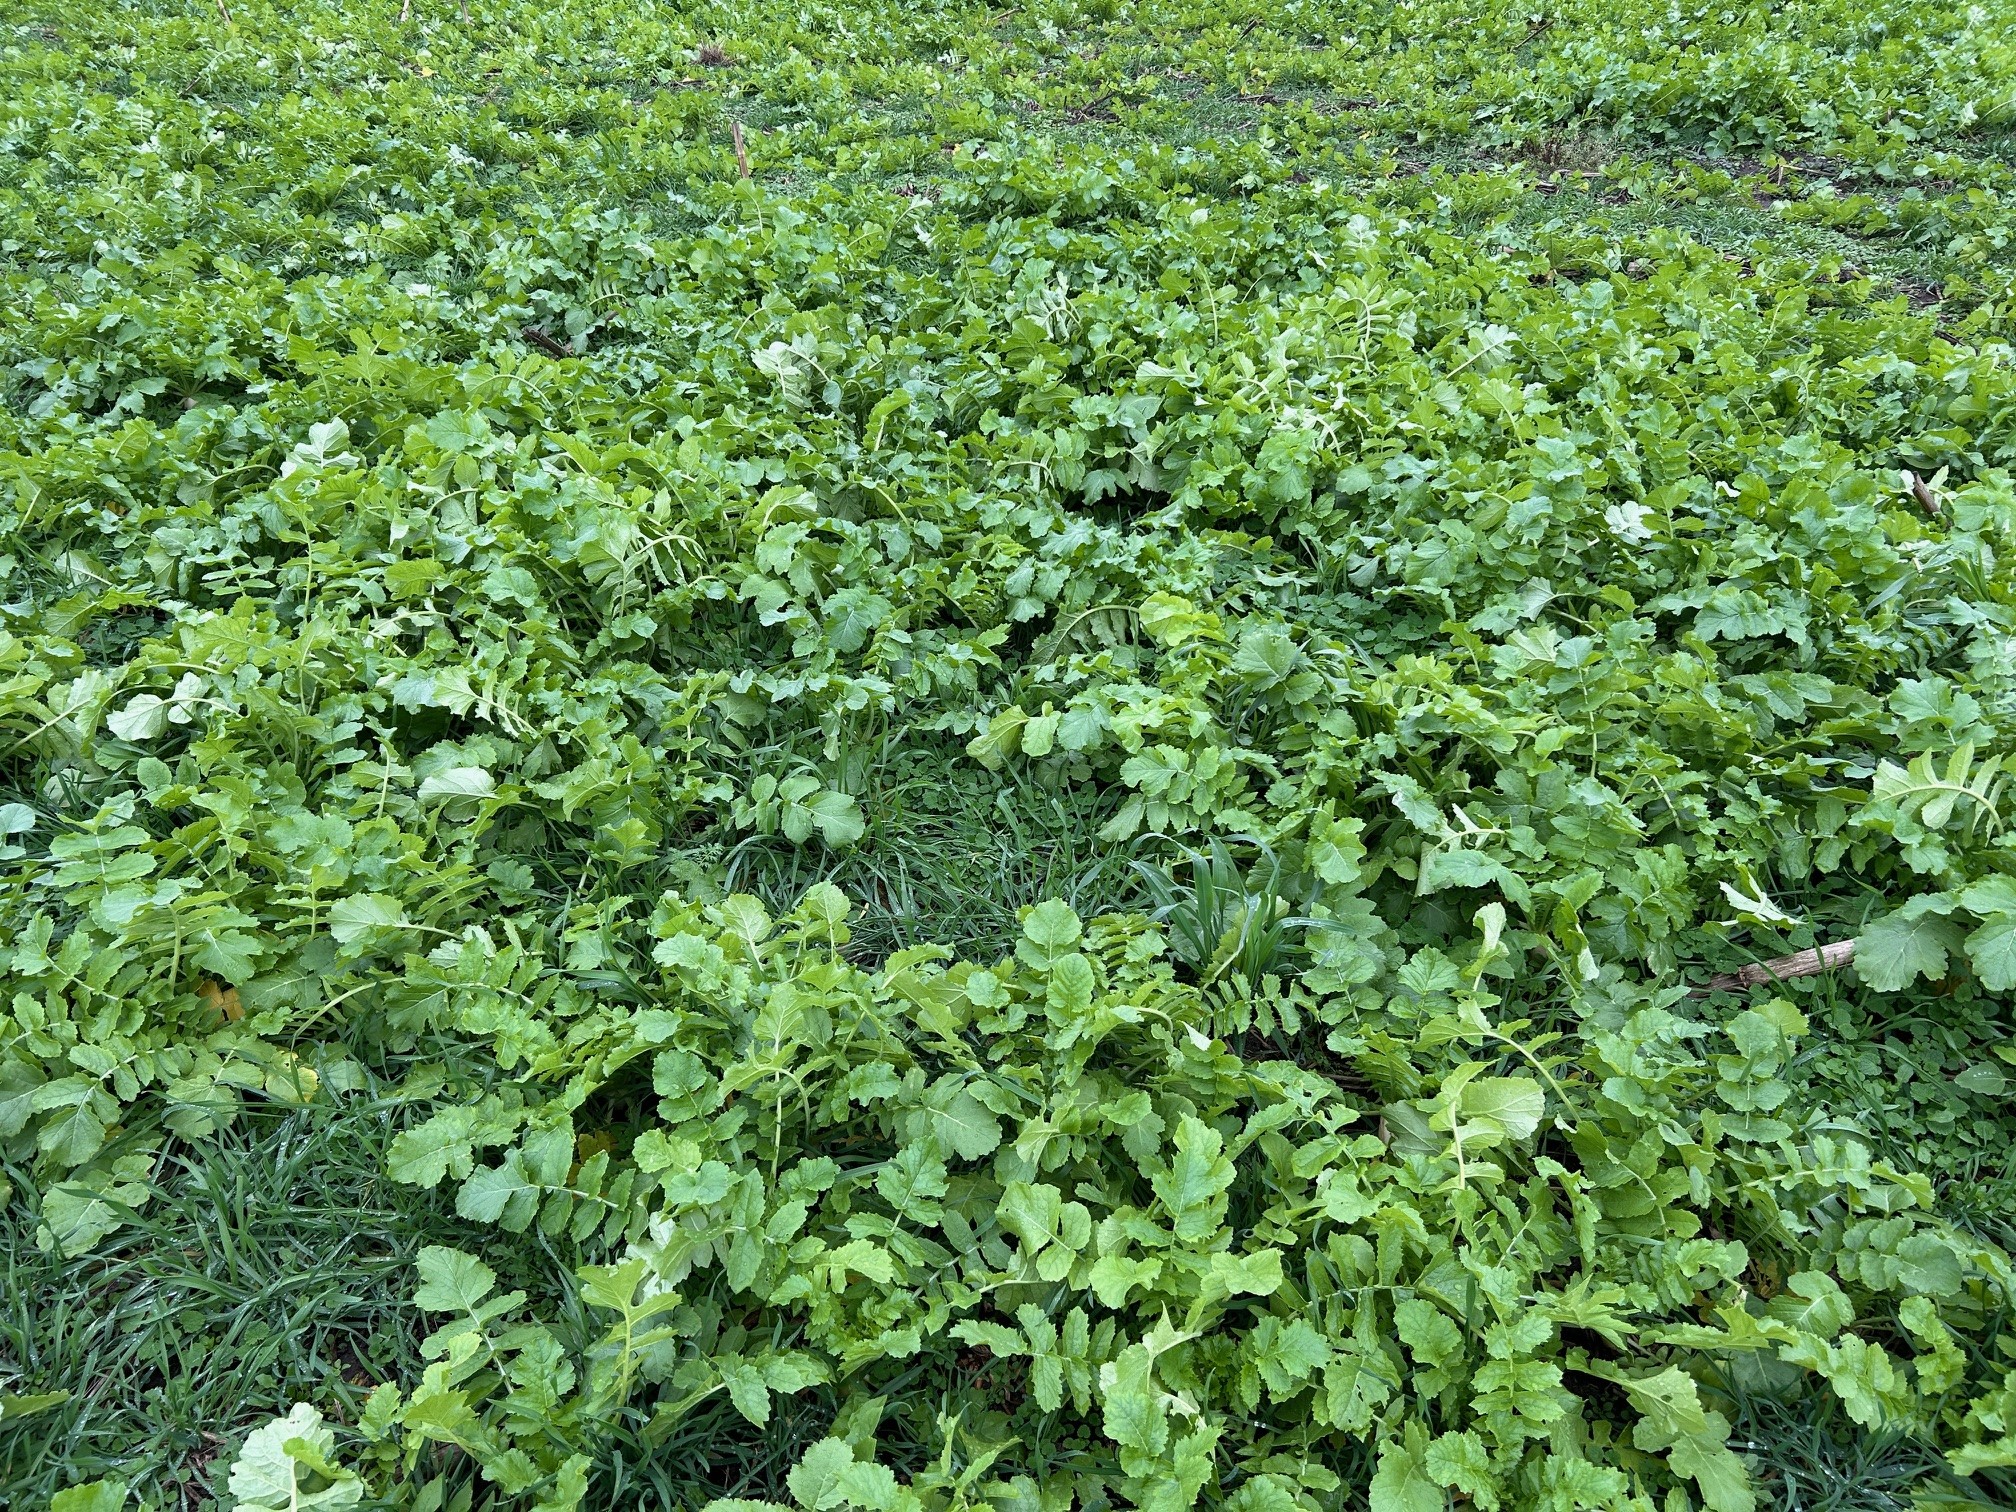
<box><xmin>1099</xmin><ymin>1345</ymin><xmax>1168</xmax><ymax>1455</ymax></box>
<box><xmin>456</xmin><ymin>1153</ymin><xmax>540</xmax><ymax>1228</ymax></box>
<box><xmin>833</xmin><ymin>1461</ymin><xmax>902</xmax><ymax>1512</ymax></box>
<box><xmin>36</xmin><ymin>1099</ymin><xmax>106</xmax><ymax>1167</ymax></box>
<box><xmin>1</xmin><ymin>1389</ymin><xmax>70</xmax><ymax>1422</ymax></box>
<box><xmin>787</xmin><ymin>1438</ymin><xmax>858</xmax><ymax>1511</ymax></box>
<box><xmin>1210</xmin><ymin>1247</ymin><xmax>1284</xmax><ymax>1297</ymax></box>
<box><xmin>52</xmin><ymin>1481</ymin><xmax>128</xmax><ymax>1512</ymax></box>
<box><xmin>40</xmin><ymin>1179</ymin><xmax>142</xmax><ymax>1257</ymax></box>
<box><xmin>1152</xmin><ymin>1115</ymin><xmax>1234</xmax><ymax>1243</ymax></box>
<box><xmin>1956</xmin><ymin>1062</ymin><xmax>2007</xmax><ymax>1096</ymax></box>
<box><xmin>1621</xmin><ymin>1367</ymin><xmax>1754</xmax><ymax>1512</ymax></box>
<box><xmin>1425</xmin><ymin>1432</ymin><xmax>1497</xmax><ymax>1510</ymax></box>
<box><xmin>227</xmin><ymin>1404</ymin><xmax>361</xmax><ymax>1512</ymax></box>
<box><xmin>327</xmin><ymin>893</ymin><xmax>409</xmax><ymax>946</ymax></box>
<box><xmin>802</xmin><ymin>789</ymin><xmax>865</xmax><ymax>847</ymax></box>
<box><xmin>1456</xmin><ymin>1076</ymin><xmax>1545</xmax><ymax>1143</ymax></box>
<box><xmin>416</xmin><ymin>766</ymin><xmax>495</xmax><ymax>804</ymax></box>
<box><xmin>1021</xmin><ymin>899</ymin><xmax>1083</xmax><ymax>952</ymax></box>
<box><xmin>1963</xmin><ymin>915</ymin><xmax>2016</xmax><ymax>991</ymax></box>
<box><xmin>1087</xmin><ymin>1254</ymin><xmax>1161</xmax><ymax>1308</ymax></box>
<box><xmin>1369</xmin><ymin>1438</ymin><xmax>1443</xmax><ymax>1512</ymax></box>
<box><xmin>1765</xmin><ymin>1273</ymin><xmax>1853</xmax><ymax>1338</ymax></box>
<box><xmin>931</xmin><ymin>1088</ymin><xmax>1002</xmax><ymax>1161</ymax></box>
<box><xmin>1137</xmin><ymin>592</ymin><xmax>1217</xmax><ymax>647</ymax></box>
<box><xmin>412</xmin><ymin>1246</ymin><xmax>497</xmax><ymax>1312</ymax></box>
<box><xmin>720</xmin><ymin>1359</ymin><xmax>773</xmax><ymax>1426</ymax></box>
<box><xmin>1231</xmin><ymin>624</ymin><xmax>1302</xmax><ymax>690</ymax></box>
<box><xmin>1856</xmin><ymin>899</ymin><xmax>1963</xmax><ymax>991</ymax></box>
<box><xmin>106</xmin><ymin>693</ymin><xmax>171</xmax><ymax>742</ymax></box>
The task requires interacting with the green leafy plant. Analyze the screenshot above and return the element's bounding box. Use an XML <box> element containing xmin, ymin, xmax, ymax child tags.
<box><xmin>9</xmin><ymin>0</ymin><xmax>2016</xmax><ymax>1505</ymax></box>
<box><xmin>1131</xmin><ymin>835</ymin><xmax>1320</xmax><ymax>990</ymax></box>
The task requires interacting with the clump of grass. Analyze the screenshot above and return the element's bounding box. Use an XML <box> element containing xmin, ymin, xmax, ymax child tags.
<box><xmin>0</xmin><ymin>1052</ymin><xmax>502</xmax><ymax>1507</ymax></box>
<box><xmin>1703</xmin><ymin>1363</ymin><xmax>2009</xmax><ymax>1510</ymax></box>
<box><xmin>1132</xmin><ymin>834</ymin><xmax>1319</xmax><ymax>989</ymax></box>
<box><xmin>707</xmin><ymin>736</ymin><xmax>1139</xmax><ymax>960</ymax></box>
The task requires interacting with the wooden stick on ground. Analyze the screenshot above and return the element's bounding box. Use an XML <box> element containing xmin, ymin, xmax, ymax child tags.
<box><xmin>1902</xmin><ymin>469</ymin><xmax>1943</xmax><ymax>519</ymax></box>
<box><xmin>731</xmin><ymin>121</ymin><xmax>752</xmax><ymax>179</ymax></box>
<box><xmin>521</xmin><ymin>325</ymin><xmax>573</xmax><ymax>358</ymax></box>
<box><xmin>1699</xmin><ymin>939</ymin><xmax>1856</xmax><ymax>994</ymax></box>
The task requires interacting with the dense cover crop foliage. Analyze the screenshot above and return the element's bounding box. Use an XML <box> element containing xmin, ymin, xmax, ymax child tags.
<box><xmin>10</xmin><ymin>0</ymin><xmax>2016</xmax><ymax>1508</ymax></box>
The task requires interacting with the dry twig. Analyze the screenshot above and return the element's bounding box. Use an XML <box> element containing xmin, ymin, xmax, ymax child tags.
<box><xmin>1698</xmin><ymin>939</ymin><xmax>1855</xmax><ymax>994</ymax></box>
<box><xmin>521</xmin><ymin>326</ymin><xmax>573</xmax><ymax>358</ymax></box>
<box><xmin>1902</xmin><ymin>469</ymin><xmax>1943</xmax><ymax>519</ymax></box>
<box><xmin>731</xmin><ymin>120</ymin><xmax>751</xmax><ymax>179</ymax></box>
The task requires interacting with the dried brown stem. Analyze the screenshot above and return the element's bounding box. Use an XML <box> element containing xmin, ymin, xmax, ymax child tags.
<box><xmin>1698</xmin><ymin>939</ymin><xmax>1856</xmax><ymax>994</ymax></box>
<box><xmin>1903</xmin><ymin>469</ymin><xmax>1942</xmax><ymax>519</ymax></box>
<box><xmin>731</xmin><ymin>120</ymin><xmax>751</xmax><ymax>179</ymax></box>
<box><xmin>521</xmin><ymin>326</ymin><xmax>573</xmax><ymax>358</ymax></box>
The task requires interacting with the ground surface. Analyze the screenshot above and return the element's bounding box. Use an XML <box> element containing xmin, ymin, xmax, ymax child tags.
<box><xmin>8</xmin><ymin>2</ymin><xmax>2016</xmax><ymax>1509</ymax></box>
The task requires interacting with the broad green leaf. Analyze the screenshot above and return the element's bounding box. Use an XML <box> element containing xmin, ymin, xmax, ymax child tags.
<box><xmin>51</xmin><ymin>1481</ymin><xmax>127</xmax><ymax>1512</ymax></box>
<box><xmin>1424</xmin><ymin>1432</ymin><xmax>1496</xmax><ymax>1508</ymax></box>
<box><xmin>417</xmin><ymin>766</ymin><xmax>496</xmax><ymax>804</ymax></box>
<box><xmin>1369</xmin><ymin>1438</ymin><xmax>1443</xmax><ymax>1512</ymax></box>
<box><xmin>456</xmin><ymin>1153</ymin><xmax>540</xmax><ymax>1228</ymax></box>
<box><xmin>1231</xmin><ymin>624</ymin><xmax>1302</xmax><ymax>690</ymax></box>
<box><xmin>2</xmin><ymin>1390</ymin><xmax>71</xmax><ymax>1422</ymax></box>
<box><xmin>930</xmin><ymin>1088</ymin><xmax>1002</xmax><ymax>1161</ymax></box>
<box><xmin>1210</xmin><ymin>1247</ymin><xmax>1283</xmax><ymax>1297</ymax></box>
<box><xmin>40</xmin><ymin>1179</ymin><xmax>142</xmax><ymax>1257</ymax></box>
<box><xmin>1620</xmin><ymin>1367</ymin><xmax>1753</xmax><ymax>1512</ymax></box>
<box><xmin>1956</xmin><ymin>1062</ymin><xmax>2007</xmax><ymax>1096</ymax></box>
<box><xmin>787</xmin><ymin>1438</ymin><xmax>857</xmax><ymax>1511</ymax></box>
<box><xmin>1456</xmin><ymin>1076</ymin><xmax>1545</xmax><ymax>1143</ymax></box>
<box><xmin>327</xmin><ymin>893</ymin><xmax>409</xmax><ymax>946</ymax></box>
<box><xmin>227</xmin><ymin>1405</ymin><xmax>361</xmax><ymax>1512</ymax></box>
<box><xmin>720</xmin><ymin>1359</ymin><xmax>774</xmax><ymax>1426</ymax></box>
<box><xmin>1251</xmin><ymin>1315</ymin><xmax>1329</xmax><ymax>1395</ymax></box>
<box><xmin>412</xmin><ymin>1246</ymin><xmax>498</xmax><ymax>1313</ymax></box>
<box><xmin>1021</xmin><ymin>900</ymin><xmax>1083</xmax><ymax>952</ymax></box>
<box><xmin>1963</xmin><ymin>915</ymin><xmax>2016</xmax><ymax>991</ymax></box>
<box><xmin>1087</xmin><ymin>1254</ymin><xmax>1162</xmax><ymax>1308</ymax></box>
<box><xmin>1099</xmin><ymin>1345</ymin><xmax>1168</xmax><ymax>1455</ymax></box>
<box><xmin>800</xmin><ymin>788</ymin><xmax>865</xmax><ymax>847</ymax></box>
<box><xmin>1137</xmin><ymin>592</ymin><xmax>1217</xmax><ymax>647</ymax></box>
<box><xmin>1765</xmin><ymin>1272</ymin><xmax>1853</xmax><ymax>1338</ymax></box>
<box><xmin>833</xmin><ymin>1461</ymin><xmax>902</xmax><ymax>1512</ymax></box>
<box><xmin>1152</xmin><ymin>1116</ymin><xmax>1234</xmax><ymax>1242</ymax></box>
<box><xmin>105</xmin><ymin>694</ymin><xmax>171</xmax><ymax>742</ymax></box>
<box><xmin>1856</xmin><ymin>899</ymin><xmax>1963</xmax><ymax>990</ymax></box>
